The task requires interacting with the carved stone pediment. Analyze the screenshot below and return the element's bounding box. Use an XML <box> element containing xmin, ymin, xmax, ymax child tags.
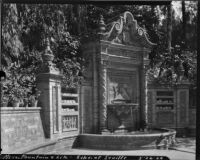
<box><xmin>102</xmin><ymin>11</ymin><xmax>156</xmax><ymax>49</ymax></box>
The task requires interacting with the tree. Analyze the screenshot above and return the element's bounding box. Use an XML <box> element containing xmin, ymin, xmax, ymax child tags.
<box><xmin>2</xmin><ymin>3</ymin><xmax>197</xmax><ymax>99</ymax></box>
<box><xmin>148</xmin><ymin>2</ymin><xmax>197</xmax><ymax>86</ymax></box>
<box><xmin>2</xmin><ymin>4</ymin><xmax>23</xmax><ymax>67</ymax></box>
<box><xmin>182</xmin><ymin>1</ymin><xmax>186</xmax><ymax>46</ymax></box>
<box><xmin>3</xmin><ymin>4</ymin><xmax>85</xmax><ymax>88</ymax></box>
<box><xmin>167</xmin><ymin>3</ymin><xmax>172</xmax><ymax>54</ymax></box>
<box><xmin>2</xmin><ymin>4</ymin><xmax>86</xmax><ymax>103</ymax></box>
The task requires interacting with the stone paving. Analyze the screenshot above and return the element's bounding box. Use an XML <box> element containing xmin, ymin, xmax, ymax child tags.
<box><xmin>47</xmin><ymin>137</ymin><xmax>195</xmax><ymax>160</ymax></box>
<box><xmin>50</xmin><ymin>149</ymin><xmax>195</xmax><ymax>160</ymax></box>
<box><xmin>170</xmin><ymin>137</ymin><xmax>196</xmax><ymax>153</ymax></box>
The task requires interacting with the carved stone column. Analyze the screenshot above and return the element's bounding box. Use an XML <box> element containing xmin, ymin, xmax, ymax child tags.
<box><xmin>97</xmin><ymin>15</ymin><xmax>109</xmax><ymax>133</ymax></box>
<box><xmin>99</xmin><ymin>60</ymin><xmax>108</xmax><ymax>133</ymax></box>
<box><xmin>143</xmin><ymin>63</ymin><xmax>149</xmax><ymax>128</ymax></box>
<box><xmin>141</xmin><ymin>53</ymin><xmax>150</xmax><ymax>129</ymax></box>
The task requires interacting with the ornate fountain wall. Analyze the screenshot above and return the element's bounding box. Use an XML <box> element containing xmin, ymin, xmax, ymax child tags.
<box><xmin>80</xmin><ymin>12</ymin><xmax>156</xmax><ymax>133</ymax></box>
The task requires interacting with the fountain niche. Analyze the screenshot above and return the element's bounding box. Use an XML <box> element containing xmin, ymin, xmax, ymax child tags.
<box><xmin>76</xmin><ymin>11</ymin><xmax>176</xmax><ymax>150</ymax></box>
<box><xmin>106</xmin><ymin>70</ymin><xmax>139</xmax><ymax>133</ymax></box>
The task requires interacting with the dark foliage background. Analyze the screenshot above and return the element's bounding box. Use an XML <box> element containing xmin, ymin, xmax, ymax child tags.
<box><xmin>1</xmin><ymin>2</ymin><xmax>197</xmax><ymax>101</ymax></box>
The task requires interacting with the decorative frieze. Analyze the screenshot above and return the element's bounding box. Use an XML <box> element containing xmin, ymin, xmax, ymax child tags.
<box><xmin>108</xmin><ymin>61</ymin><xmax>138</xmax><ymax>70</ymax></box>
<box><xmin>107</xmin><ymin>48</ymin><xmax>137</xmax><ymax>59</ymax></box>
<box><xmin>101</xmin><ymin>53</ymin><xmax>140</xmax><ymax>66</ymax></box>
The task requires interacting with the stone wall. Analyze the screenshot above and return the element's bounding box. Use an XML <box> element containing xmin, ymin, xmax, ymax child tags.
<box><xmin>148</xmin><ymin>84</ymin><xmax>196</xmax><ymax>137</ymax></box>
<box><xmin>188</xmin><ymin>108</ymin><xmax>196</xmax><ymax>136</ymax></box>
<box><xmin>1</xmin><ymin>107</ymin><xmax>45</xmax><ymax>153</ymax></box>
<box><xmin>79</xmin><ymin>84</ymin><xmax>93</xmax><ymax>133</ymax></box>
<box><xmin>80</xmin><ymin>42</ymin><xmax>99</xmax><ymax>133</ymax></box>
<box><xmin>189</xmin><ymin>108</ymin><xmax>196</xmax><ymax>126</ymax></box>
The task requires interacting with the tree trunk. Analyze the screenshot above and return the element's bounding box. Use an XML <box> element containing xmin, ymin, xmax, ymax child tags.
<box><xmin>75</xmin><ymin>4</ymin><xmax>81</xmax><ymax>35</ymax></box>
<box><xmin>182</xmin><ymin>1</ymin><xmax>186</xmax><ymax>48</ymax></box>
<box><xmin>167</xmin><ymin>2</ymin><xmax>172</xmax><ymax>54</ymax></box>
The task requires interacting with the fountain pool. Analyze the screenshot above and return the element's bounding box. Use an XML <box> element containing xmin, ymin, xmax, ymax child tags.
<box><xmin>73</xmin><ymin>128</ymin><xmax>176</xmax><ymax>150</ymax></box>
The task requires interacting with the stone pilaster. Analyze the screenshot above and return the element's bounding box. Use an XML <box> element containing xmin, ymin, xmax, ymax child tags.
<box><xmin>93</xmin><ymin>48</ymin><xmax>99</xmax><ymax>133</ymax></box>
<box><xmin>36</xmin><ymin>73</ymin><xmax>62</xmax><ymax>139</ymax></box>
<box><xmin>36</xmin><ymin>38</ymin><xmax>62</xmax><ymax>139</ymax></box>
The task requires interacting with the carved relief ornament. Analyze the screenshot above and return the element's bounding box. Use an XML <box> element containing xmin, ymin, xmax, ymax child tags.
<box><xmin>101</xmin><ymin>11</ymin><xmax>156</xmax><ymax>49</ymax></box>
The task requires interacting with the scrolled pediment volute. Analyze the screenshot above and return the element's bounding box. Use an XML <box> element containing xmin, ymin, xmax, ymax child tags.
<box><xmin>101</xmin><ymin>11</ymin><xmax>156</xmax><ymax>49</ymax></box>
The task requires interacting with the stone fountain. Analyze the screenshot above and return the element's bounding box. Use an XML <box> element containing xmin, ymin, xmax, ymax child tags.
<box><xmin>76</xmin><ymin>11</ymin><xmax>176</xmax><ymax>150</ymax></box>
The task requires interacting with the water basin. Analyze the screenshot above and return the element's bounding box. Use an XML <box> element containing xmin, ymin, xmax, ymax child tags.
<box><xmin>73</xmin><ymin>128</ymin><xmax>176</xmax><ymax>150</ymax></box>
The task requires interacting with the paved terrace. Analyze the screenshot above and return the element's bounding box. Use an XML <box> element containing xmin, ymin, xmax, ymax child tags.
<box><xmin>25</xmin><ymin>138</ymin><xmax>195</xmax><ymax>160</ymax></box>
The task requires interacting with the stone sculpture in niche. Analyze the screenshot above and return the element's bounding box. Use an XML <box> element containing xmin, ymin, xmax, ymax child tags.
<box><xmin>108</xmin><ymin>73</ymin><xmax>134</xmax><ymax>104</ymax></box>
<box><xmin>112</xmin><ymin>84</ymin><xmax>131</xmax><ymax>103</ymax></box>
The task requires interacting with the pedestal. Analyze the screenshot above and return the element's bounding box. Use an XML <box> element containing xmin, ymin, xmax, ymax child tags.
<box><xmin>36</xmin><ymin>73</ymin><xmax>62</xmax><ymax>139</ymax></box>
<box><xmin>108</xmin><ymin>104</ymin><xmax>138</xmax><ymax>133</ymax></box>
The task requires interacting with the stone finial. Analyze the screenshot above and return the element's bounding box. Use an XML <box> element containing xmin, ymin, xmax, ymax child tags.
<box><xmin>42</xmin><ymin>38</ymin><xmax>54</xmax><ymax>63</ymax></box>
<box><xmin>45</xmin><ymin>38</ymin><xmax>53</xmax><ymax>55</ymax></box>
<box><xmin>40</xmin><ymin>37</ymin><xmax>59</xmax><ymax>74</ymax></box>
<box><xmin>99</xmin><ymin>15</ymin><xmax>106</xmax><ymax>33</ymax></box>
<box><xmin>179</xmin><ymin>63</ymin><xmax>185</xmax><ymax>81</ymax></box>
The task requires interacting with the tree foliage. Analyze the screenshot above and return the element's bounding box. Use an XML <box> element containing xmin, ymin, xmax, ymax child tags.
<box><xmin>147</xmin><ymin>2</ymin><xmax>197</xmax><ymax>86</ymax></box>
<box><xmin>2</xmin><ymin>4</ymin><xmax>84</xmax><ymax>93</ymax></box>
<box><xmin>2</xmin><ymin>3</ymin><xmax>197</xmax><ymax>100</ymax></box>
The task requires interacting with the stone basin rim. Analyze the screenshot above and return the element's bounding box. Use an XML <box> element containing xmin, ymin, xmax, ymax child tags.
<box><xmin>79</xmin><ymin>128</ymin><xmax>176</xmax><ymax>137</ymax></box>
<box><xmin>74</xmin><ymin>128</ymin><xmax>176</xmax><ymax>150</ymax></box>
